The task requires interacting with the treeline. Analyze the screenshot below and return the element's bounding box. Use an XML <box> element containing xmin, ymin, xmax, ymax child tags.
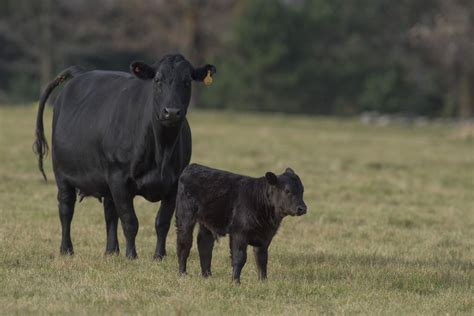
<box><xmin>1</xmin><ymin>0</ymin><xmax>473</xmax><ymax>117</ymax></box>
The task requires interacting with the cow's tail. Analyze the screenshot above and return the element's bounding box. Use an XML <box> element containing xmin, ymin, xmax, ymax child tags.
<box><xmin>33</xmin><ymin>68</ymin><xmax>75</xmax><ymax>181</ymax></box>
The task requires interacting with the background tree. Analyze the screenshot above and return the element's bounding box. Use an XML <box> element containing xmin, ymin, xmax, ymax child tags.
<box><xmin>203</xmin><ymin>0</ymin><xmax>441</xmax><ymax>116</ymax></box>
<box><xmin>1</xmin><ymin>0</ymin><xmax>473</xmax><ymax>118</ymax></box>
<box><xmin>164</xmin><ymin>0</ymin><xmax>238</xmax><ymax>107</ymax></box>
<box><xmin>410</xmin><ymin>0</ymin><xmax>474</xmax><ymax>118</ymax></box>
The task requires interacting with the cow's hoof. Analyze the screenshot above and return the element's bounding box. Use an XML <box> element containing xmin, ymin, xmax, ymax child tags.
<box><xmin>202</xmin><ymin>271</ymin><xmax>212</xmax><ymax>278</ymax></box>
<box><xmin>60</xmin><ymin>247</ymin><xmax>74</xmax><ymax>256</ymax></box>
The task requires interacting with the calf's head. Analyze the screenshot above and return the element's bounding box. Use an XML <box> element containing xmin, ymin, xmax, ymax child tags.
<box><xmin>130</xmin><ymin>54</ymin><xmax>216</xmax><ymax>125</ymax></box>
<box><xmin>265</xmin><ymin>168</ymin><xmax>307</xmax><ymax>217</ymax></box>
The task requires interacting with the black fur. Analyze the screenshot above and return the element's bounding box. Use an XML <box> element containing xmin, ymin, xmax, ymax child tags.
<box><xmin>175</xmin><ymin>164</ymin><xmax>307</xmax><ymax>284</ymax></box>
<box><xmin>33</xmin><ymin>54</ymin><xmax>216</xmax><ymax>259</ymax></box>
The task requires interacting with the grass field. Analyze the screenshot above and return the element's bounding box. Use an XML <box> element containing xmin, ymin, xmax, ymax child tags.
<box><xmin>0</xmin><ymin>105</ymin><xmax>473</xmax><ymax>314</ymax></box>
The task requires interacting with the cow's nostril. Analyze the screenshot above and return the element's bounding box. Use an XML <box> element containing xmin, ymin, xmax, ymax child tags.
<box><xmin>176</xmin><ymin>110</ymin><xmax>181</xmax><ymax>117</ymax></box>
<box><xmin>163</xmin><ymin>108</ymin><xmax>170</xmax><ymax>116</ymax></box>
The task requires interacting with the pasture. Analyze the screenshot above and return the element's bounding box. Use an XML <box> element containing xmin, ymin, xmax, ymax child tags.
<box><xmin>0</xmin><ymin>105</ymin><xmax>473</xmax><ymax>314</ymax></box>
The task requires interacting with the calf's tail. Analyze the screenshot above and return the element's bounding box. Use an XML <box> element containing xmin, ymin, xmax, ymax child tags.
<box><xmin>33</xmin><ymin>68</ymin><xmax>74</xmax><ymax>181</ymax></box>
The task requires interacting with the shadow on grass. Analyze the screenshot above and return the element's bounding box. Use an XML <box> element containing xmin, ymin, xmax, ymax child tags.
<box><xmin>276</xmin><ymin>251</ymin><xmax>473</xmax><ymax>294</ymax></box>
<box><xmin>280</xmin><ymin>251</ymin><xmax>473</xmax><ymax>272</ymax></box>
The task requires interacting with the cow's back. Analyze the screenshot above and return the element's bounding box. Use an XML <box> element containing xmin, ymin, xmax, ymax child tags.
<box><xmin>53</xmin><ymin>70</ymin><xmax>151</xmax><ymax>138</ymax></box>
<box><xmin>51</xmin><ymin>70</ymin><xmax>153</xmax><ymax>194</ymax></box>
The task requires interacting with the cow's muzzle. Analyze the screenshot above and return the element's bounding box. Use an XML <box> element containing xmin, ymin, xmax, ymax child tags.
<box><xmin>162</xmin><ymin>107</ymin><xmax>182</xmax><ymax>122</ymax></box>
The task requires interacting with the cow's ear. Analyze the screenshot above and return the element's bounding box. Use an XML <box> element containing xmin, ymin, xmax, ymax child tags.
<box><xmin>285</xmin><ymin>167</ymin><xmax>295</xmax><ymax>174</ymax></box>
<box><xmin>265</xmin><ymin>172</ymin><xmax>278</xmax><ymax>186</ymax></box>
<box><xmin>192</xmin><ymin>64</ymin><xmax>217</xmax><ymax>85</ymax></box>
<box><xmin>130</xmin><ymin>61</ymin><xmax>156</xmax><ymax>80</ymax></box>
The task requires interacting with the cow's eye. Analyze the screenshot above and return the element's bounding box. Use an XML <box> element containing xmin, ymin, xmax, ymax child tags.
<box><xmin>155</xmin><ymin>72</ymin><xmax>163</xmax><ymax>83</ymax></box>
<box><xmin>154</xmin><ymin>79</ymin><xmax>162</xmax><ymax>91</ymax></box>
<box><xmin>284</xmin><ymin>188</ymin><xmax>291</xmax><ymax>194</ymax></box>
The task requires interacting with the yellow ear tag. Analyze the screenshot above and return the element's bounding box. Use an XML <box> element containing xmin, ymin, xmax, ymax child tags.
<box><xmin>203</xmin><ymin>70</ymin><xmax>213</xmax><ymax>86</ymax></box>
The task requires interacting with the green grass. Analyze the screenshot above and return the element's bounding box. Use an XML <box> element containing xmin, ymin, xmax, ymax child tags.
<box><xmin>0</xmin><ymin>105</ymin><xmax>473</xmax><ymax>314</ymax></box>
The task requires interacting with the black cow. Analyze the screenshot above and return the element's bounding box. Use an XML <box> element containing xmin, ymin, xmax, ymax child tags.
<box><xmin>33</xmin><ymin>54</ymin><xmax>216</xmax><ymax>259</ymax></box>
<box><xmin>175</xmin><ymin>164</ymin><xmax>307</xmax><ymax>283</ymax></box>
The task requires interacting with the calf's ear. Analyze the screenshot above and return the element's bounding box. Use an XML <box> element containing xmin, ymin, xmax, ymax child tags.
<box><xmin>130</xmin><ymin>61</ymin><xmax>156</xmax><ymax>80</ymax></box>
<box><xmin>285</xmin><ymin>167</ymin><xmax>295</xmax><ymax>174</ymax></box>
<box><xmin>192</xmin><ymin>64</ymin><xmax>217</xmax><ymax>85</ymax></box>
<box><xmin>265</xmin><ymin>172</ymin><xmax>278</xmax><ymax>186</ymax></box>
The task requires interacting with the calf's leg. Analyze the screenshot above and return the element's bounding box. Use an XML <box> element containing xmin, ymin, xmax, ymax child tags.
<box><xmin>197</xmin><ymin>225</ymin><xmax>214</xmax><ymax>277</ymax></box>
<box><xmin>57</xmin><ymin>182</ymin><xmax>76</xmax><ymax>255</ymax></box>
<box><xmin>176</xmin><ymin>224</ymin><xmax>194</xmax><ymax>275</ymax></box>
<box><xmin>230</xmin><ymin>234</ymin><xmax>248</xmax><ymax>284</ymax></box>
<box><xmin>253</xmin><ymin>246</ymin><xmax>269</xmax><ymax>280</ymax></box>
<box><xmin>175</xmin><ymin>190</ymin><xmax>197</xmax><ymax>274</ymax></box>
<box><xmin>103</xmin><ymin>196</ymin><xmax>119</xmax><ymax>255</ymax></box>
<box><xmin>154</xmin><ymin>195</ymin><xmax>176</xmax><ymax>260</ymax></box>
<box><xmin>176</xmin><ymin>214</ymin><xmax>195</xmax><ymax>275</ymax></box>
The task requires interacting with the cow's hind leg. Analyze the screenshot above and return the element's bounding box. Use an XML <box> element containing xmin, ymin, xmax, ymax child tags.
<box><xmin>57</xmin><ymin>182</ymin><xmax>76</xmax><ymax>255</ymax></box>
<box><xmin>103</xmin><ymin>196</ymin><xmax>119</xmax><ymax>255</ymax></box>
<box><xmin>154</xmin><ymin>195</ymin><xmax>176</xmax><ymax>260</ymax></box>
<box><xmin>197</xmin><ymin>225</ymin><xmax>214</xmax><ymax>277</ymax></box>
<box><xmin>110</xmin><ymin>182</ymin><xmax>139</xmax><ymax>259</ymax></box>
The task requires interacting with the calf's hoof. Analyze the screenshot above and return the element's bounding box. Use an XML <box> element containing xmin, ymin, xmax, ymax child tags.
<box><xmin>104</xmin><ymin>249</ymin><xmax>120</xmax><ymax>256</ymax></box>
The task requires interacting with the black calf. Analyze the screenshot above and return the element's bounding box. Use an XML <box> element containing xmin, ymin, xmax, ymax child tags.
<box><xmin>175</xmin><ymin>164</ymin><xmax>307</xmax><ymax>284</ymax></box>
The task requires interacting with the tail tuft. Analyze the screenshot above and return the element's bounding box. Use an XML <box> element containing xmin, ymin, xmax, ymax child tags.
<box><xmin>32</xmin><ymin>130</ymin><xmax>49</xmax><ymax>181</ymax></box>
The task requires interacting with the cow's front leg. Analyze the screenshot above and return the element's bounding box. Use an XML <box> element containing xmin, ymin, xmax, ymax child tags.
<box><xmin>154</xmin><ymin>195</ymin><xmax>176</xmax><ymax>260</ymax></box>
<box><xmin>110</xmin><ymin>181</ymin><xmax>139</xmax><ymax>259</ymax></box>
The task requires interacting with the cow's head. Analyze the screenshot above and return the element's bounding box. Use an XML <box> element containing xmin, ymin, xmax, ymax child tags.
<box><xmin>265</xmin><ymin>168</ymin><xmax>307</xmax><ymax>217</ymax></box>
<box><xmin>130</xmin><ymin>54</ymin><xmax>216</xmax><ymax>126</ymax></box>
